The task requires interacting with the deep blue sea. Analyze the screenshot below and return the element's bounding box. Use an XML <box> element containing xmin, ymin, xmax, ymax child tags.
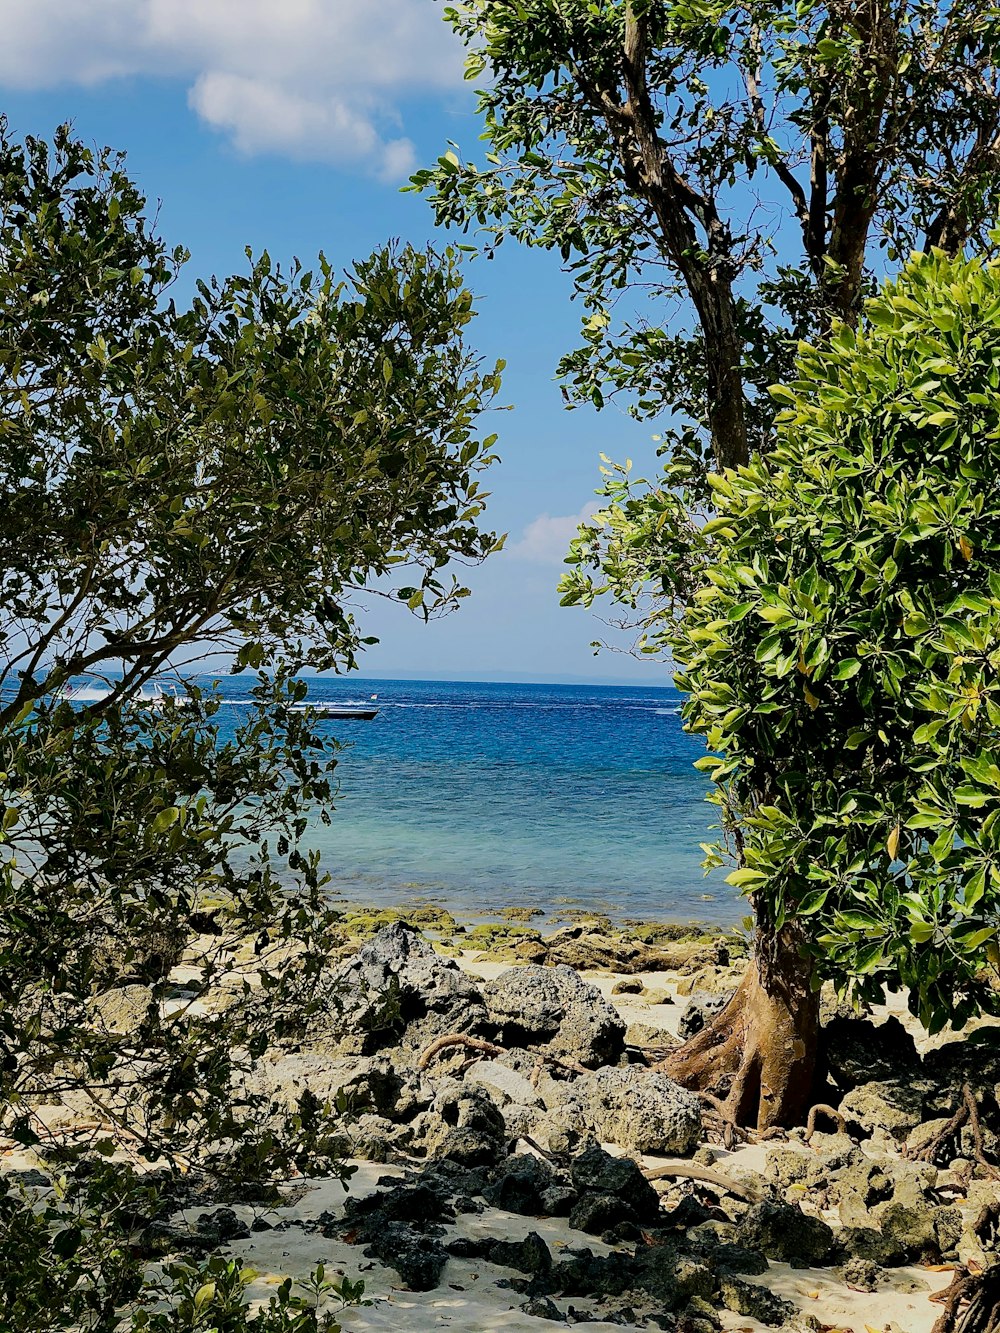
<box><xmin>216</xmin><ymin>677</ymin><xmax>736</xmax><ymax>927</ymax></box>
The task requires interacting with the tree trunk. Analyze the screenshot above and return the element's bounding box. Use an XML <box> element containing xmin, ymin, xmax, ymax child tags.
<box><xmin>663</xmin><ymin>922</ymin><xmax>819</xmax><ymax>1130</ymax></box>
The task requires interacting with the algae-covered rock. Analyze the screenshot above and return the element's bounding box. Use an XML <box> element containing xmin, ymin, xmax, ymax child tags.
<box><xmin>481</xmin><ymin>964</ymin><xmax>625</xmax><ymax>1067</ymax></box>
<box><xmin>718</xmin><ymin>1274</ymin><xmax>796</xmax><ymax>1326</ymax></box>
<box><xmin>341</xmin><ymin>904</ymin><xmax>459</xmax><ymax>938</ymax></box>
<box><xmin>463</xmin><ymin>922</ymin><xmax>548</xmax><ymax>963</ymax></box>
<box><xmin>542</xmin><ymin>923</ymin><xmax>727</xmax><ymax>974</ymax></box>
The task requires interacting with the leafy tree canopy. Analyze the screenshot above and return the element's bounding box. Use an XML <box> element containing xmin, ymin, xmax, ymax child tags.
<box><xmin>415</xmin><ymin>0</ymin><xmax>1000</xmax><ymax>473</ymax></box>
<box><xmin>0</xmin><ymin>123</ymin><xmax>502</xmax><ymax>1329</ymax></box>
<box><xmin>672</xmin><ymin>245</ymin><xmax>1000</xmax><ymax>1035</ymax></box>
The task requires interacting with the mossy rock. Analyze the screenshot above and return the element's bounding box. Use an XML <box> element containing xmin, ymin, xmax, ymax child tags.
<box><xmin>340</xmin><ymin>905</ymin><xmax>459</xmax><ymax>939</ymax></box>
<box><xmin>463</xmin><ymin>922</ymin><xmax>548</xmax><ymax>963</ymax></box>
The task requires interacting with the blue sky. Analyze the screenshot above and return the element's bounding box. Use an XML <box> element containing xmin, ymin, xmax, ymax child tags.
<box><xmin>0</xmin><ymin>1</ymin><xmax>666</xmax><ymax>686</ymax></box>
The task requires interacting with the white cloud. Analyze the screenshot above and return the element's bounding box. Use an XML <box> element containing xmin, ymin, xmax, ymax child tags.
<box><xmin>508</xmin><ymin>502</ymin><xmax>602</xmax><ymax>566</ymax></box>
<box><xmin>0</xmin><ymin>0</ymin><xmax>462</xmax><ymax>179</ymax></box>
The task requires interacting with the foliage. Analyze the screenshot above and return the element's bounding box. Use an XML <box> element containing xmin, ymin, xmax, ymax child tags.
<box><xmin>414</xmin><ymin>0</ymin><xmax>1000</xmax><ymax>475</ymax></box>
<box><xmin>670</xmin><ymin>246</ymin><xmax>1000</xmax><ymax>1033</ymax></box>
<box><xmin>131</xmin><ymin>1255</ymin><xmax>364</xmax><ymax>1332</ymax></box>
<box><xmin>0</xmin><ymin>1164</ymin><xmax>363</xmax><ymax>1332</ymax></box>
<box><xmin>0</xmin><ymin>123</ymin><xmax>502</xmax><ymax>1325</ymax></box>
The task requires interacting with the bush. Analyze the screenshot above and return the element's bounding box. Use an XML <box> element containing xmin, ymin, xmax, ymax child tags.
<box><xmin>675</xmin><ymin>244</ymin><xmax>1000</xmax><ymax>1033</ymax></box>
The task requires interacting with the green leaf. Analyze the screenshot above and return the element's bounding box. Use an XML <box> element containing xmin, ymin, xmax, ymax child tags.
<box><xmin>725</xmin><ymin>868</ymin><xmax>768</xmax><ymax>888</ymax></box>
<box><xmin>151</xmin><ymin>806</ymin><xmax>180</xmax><ymax>834</ymax></box>
<box><xmin>832</xmin><ymin>658</ymin><xmax>860</xmax><ymax>680</ymax></box>
<box><xmin>194</xmin><ymin>1282</ymin><xmax>217</xmax><ymax>1310</ymax></box>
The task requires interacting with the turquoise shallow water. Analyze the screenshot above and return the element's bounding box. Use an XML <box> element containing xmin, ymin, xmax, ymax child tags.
<box><xmin>215</xmin><ymin>676</ymin><xmax>737</xmax><ymax>927</ymax></box>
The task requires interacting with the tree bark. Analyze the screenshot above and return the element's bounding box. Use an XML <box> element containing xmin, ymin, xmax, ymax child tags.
<box><xmin>663</xmin><ymin>921</ymin><xmax>819</xmax><ymax>1130</ymax></box>
<box><xmin>617</xmin><ymin>2</ymin><xmax>749</xmax><ymax>471</ymax></box>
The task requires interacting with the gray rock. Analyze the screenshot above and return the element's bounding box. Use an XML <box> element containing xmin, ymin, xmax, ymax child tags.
<box><xmin>292</xmin><ymin>923</ymin><xmax>488</xmax><ymax>1057</ymax></box>
<box><xmin>481</xmin><ymin>965</ymin><xmax>625</xmax><ymax>1068</ymax></box>
<box><xmin>344</xmin><ymin>1113</ymin><xmax>413</xmax><ymax>1161</ymax></box>
<box><xmin>540</xmin><ymin>1184</ymin><xmax>578</xmax><ymax>1216</ymax></box>
<box><xmin>624</xmin><ymin>1021</ymin><xmax>679</xmax><ymax>1052</ymax></box>
<box><xmin>841</xmin><ymin>1257</ymin><xmax>883</xmax><ymax>1292</ymax></box>
<box><xmin>502</xmin><ymin>1103</ymin><xmax>544</xmax><ymax>1140</ymax></box>
<box><xmin>835</xmin><ymin>1155</ymin><xmax>937</xmax><ymax>1231</ymax></box>
<box><xmin>532</xmin><ymin>1098</ymin><xmax>591</xmax><ymax>1154</ymax></box>
<box><xmin>581</xmin><ymin>1066</ymin><xmax>701</xmax><ymax>1155</ymax></box>
<box><xmin>242</xmin><ymin>1051</ymin><xmax>433</xmax><ymax>1125</ymax></box>
<box><xmin>923</xmin><ymin>1034</ymin><xmax>1000</xmax><ymax>1106</ymax></box>
<box><xmin>822</xmin><ymin>1014</ymin><xmax>920</xmax><ymax>1091</ymax></box>
<box><xmin>465</xmin><ymin>1059</ymin><xmax>544</xmax><ymax>1109</ymax></box>
<box><xmin>838</xmin><ymin>1226</ymin><xmax>905</xmax><ymax>1267</ymax></box>
<box><xmin>570</xmin><ymin>1144</ymin><xmax>660</xmax><ymax>1220</ymax></box>
<box><xmin>482</xmin><ymin>1154</ymin><xmax>555</xmax><ymax>1214</ymax></box>
<box><xmin>877</xmin><ymin>1201</ymin><xmax>959</xmax><ymax>1260</ymax></box>
<box><xmin>413</xmin><ymin>1084</ymin><xmax>507</xmax><ymax>1166</ymax></box>
<box><xmin>568</xmin><ymin>1192</ymin><xmax>637</xmax><ymax>1235</ymax></box>
<box><xmin>87</xmin><ymin>916</ymin><xmax>186</xmax><ymax>990</ymax></box>
<box><xmin>678</xmin><ymin>991</ymin><xmax>733</xmax><ymax>1041</ymax></box>
<box><xmin>366</xmin><ymin>1221</ymin><xmax>448</xmax><ymax>1291</ymax></box>
<box><xmin>522</xmin><ymin>1297</ymin><xmax>565</xmax><ymax>1321</ymax></box>
<box><xmin>487</xmin><ymin>1231</ymin><xmax>552</xmax><ymax>1275</ymax></box>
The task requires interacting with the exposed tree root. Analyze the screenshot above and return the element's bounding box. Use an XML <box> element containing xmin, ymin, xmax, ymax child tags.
<box><xmin>417</xmin><ymin>1032</ymin><xmax>589</xmax><ymax>1076</ymax></box>
<box><xmin>806</xmin><ymin>1103</ymin><xmax>846</xmax><ymax>1139</ymax></box>
<box><xmin>696</xmin><ymin>1089</ymin><xmax>751</xmax><ymax>1149</ymax></box>
<box><xmin>642</xmin><ymin>1159</ymin><xmax>761</xmax><ymax>1202</ymax></box>
<box><xmin>931</xmin><ymin>1266</ymin><xmax>1000</xmax><ymax>1333</ymax></box>
<box><xmin>661</xmin><ymin>924</ymin><xmax>819</xmax><ymax>1130</ymax></box>
<box><xmin>909</xmin><ymin>1083</ymin><xmax>1000</xmax><ymax>1179</ymax></box>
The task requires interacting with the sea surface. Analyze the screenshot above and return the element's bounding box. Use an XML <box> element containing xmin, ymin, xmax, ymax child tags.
<box><xmin>212</xmin><ymin>677</ymin><xmax>737</xmax><ymax>927</ymax></box>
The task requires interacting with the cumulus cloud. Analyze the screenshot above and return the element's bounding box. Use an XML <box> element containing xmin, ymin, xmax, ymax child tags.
<box><xmin>508</xmin><ymin>502</ymin><xmax>602</xmax><ymax>566</ymax></box>
<box><xmin>0</xmin><ymin>0</ymin><xmax>462</xmax><ymax>179</ymax></box>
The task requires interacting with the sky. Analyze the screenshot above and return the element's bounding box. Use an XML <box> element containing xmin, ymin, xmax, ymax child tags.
<box><xmin>0</xmin><ymin>0</ymin><xmax>668</xmax><ymax>686</ymax></box>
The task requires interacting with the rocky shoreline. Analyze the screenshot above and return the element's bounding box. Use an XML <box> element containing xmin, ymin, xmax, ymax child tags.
<box><xmin>10</xmin><ymin>910</ymin><xmax>1000</xmax><ymax>1330</ymax></box>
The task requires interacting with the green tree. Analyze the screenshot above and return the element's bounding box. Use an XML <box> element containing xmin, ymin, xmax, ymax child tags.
<box><xmin>0</xmin><ymin>123</ymin><xmax>502</xmax><ymax>1327</ymax></box>
<box><xmin>575</xmin><ymin>246</ymin><xmax>1000</xmax><ymax>1127</ymax></box>
<box><xmin>413</xmin><ymin>0</ymin><xmax>1000</xmax><ymax>1126</ymax></box>
<box><xmin>415</xmin><ymin>0</ymin><xmax>1000</xmax><ymax>473</ymax></box>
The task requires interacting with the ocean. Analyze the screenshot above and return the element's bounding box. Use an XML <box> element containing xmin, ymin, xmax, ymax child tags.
<box><xmin>222</xmin><ymin>676</ymin><xmax>738</xmax><ymax>927</ymax></box>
